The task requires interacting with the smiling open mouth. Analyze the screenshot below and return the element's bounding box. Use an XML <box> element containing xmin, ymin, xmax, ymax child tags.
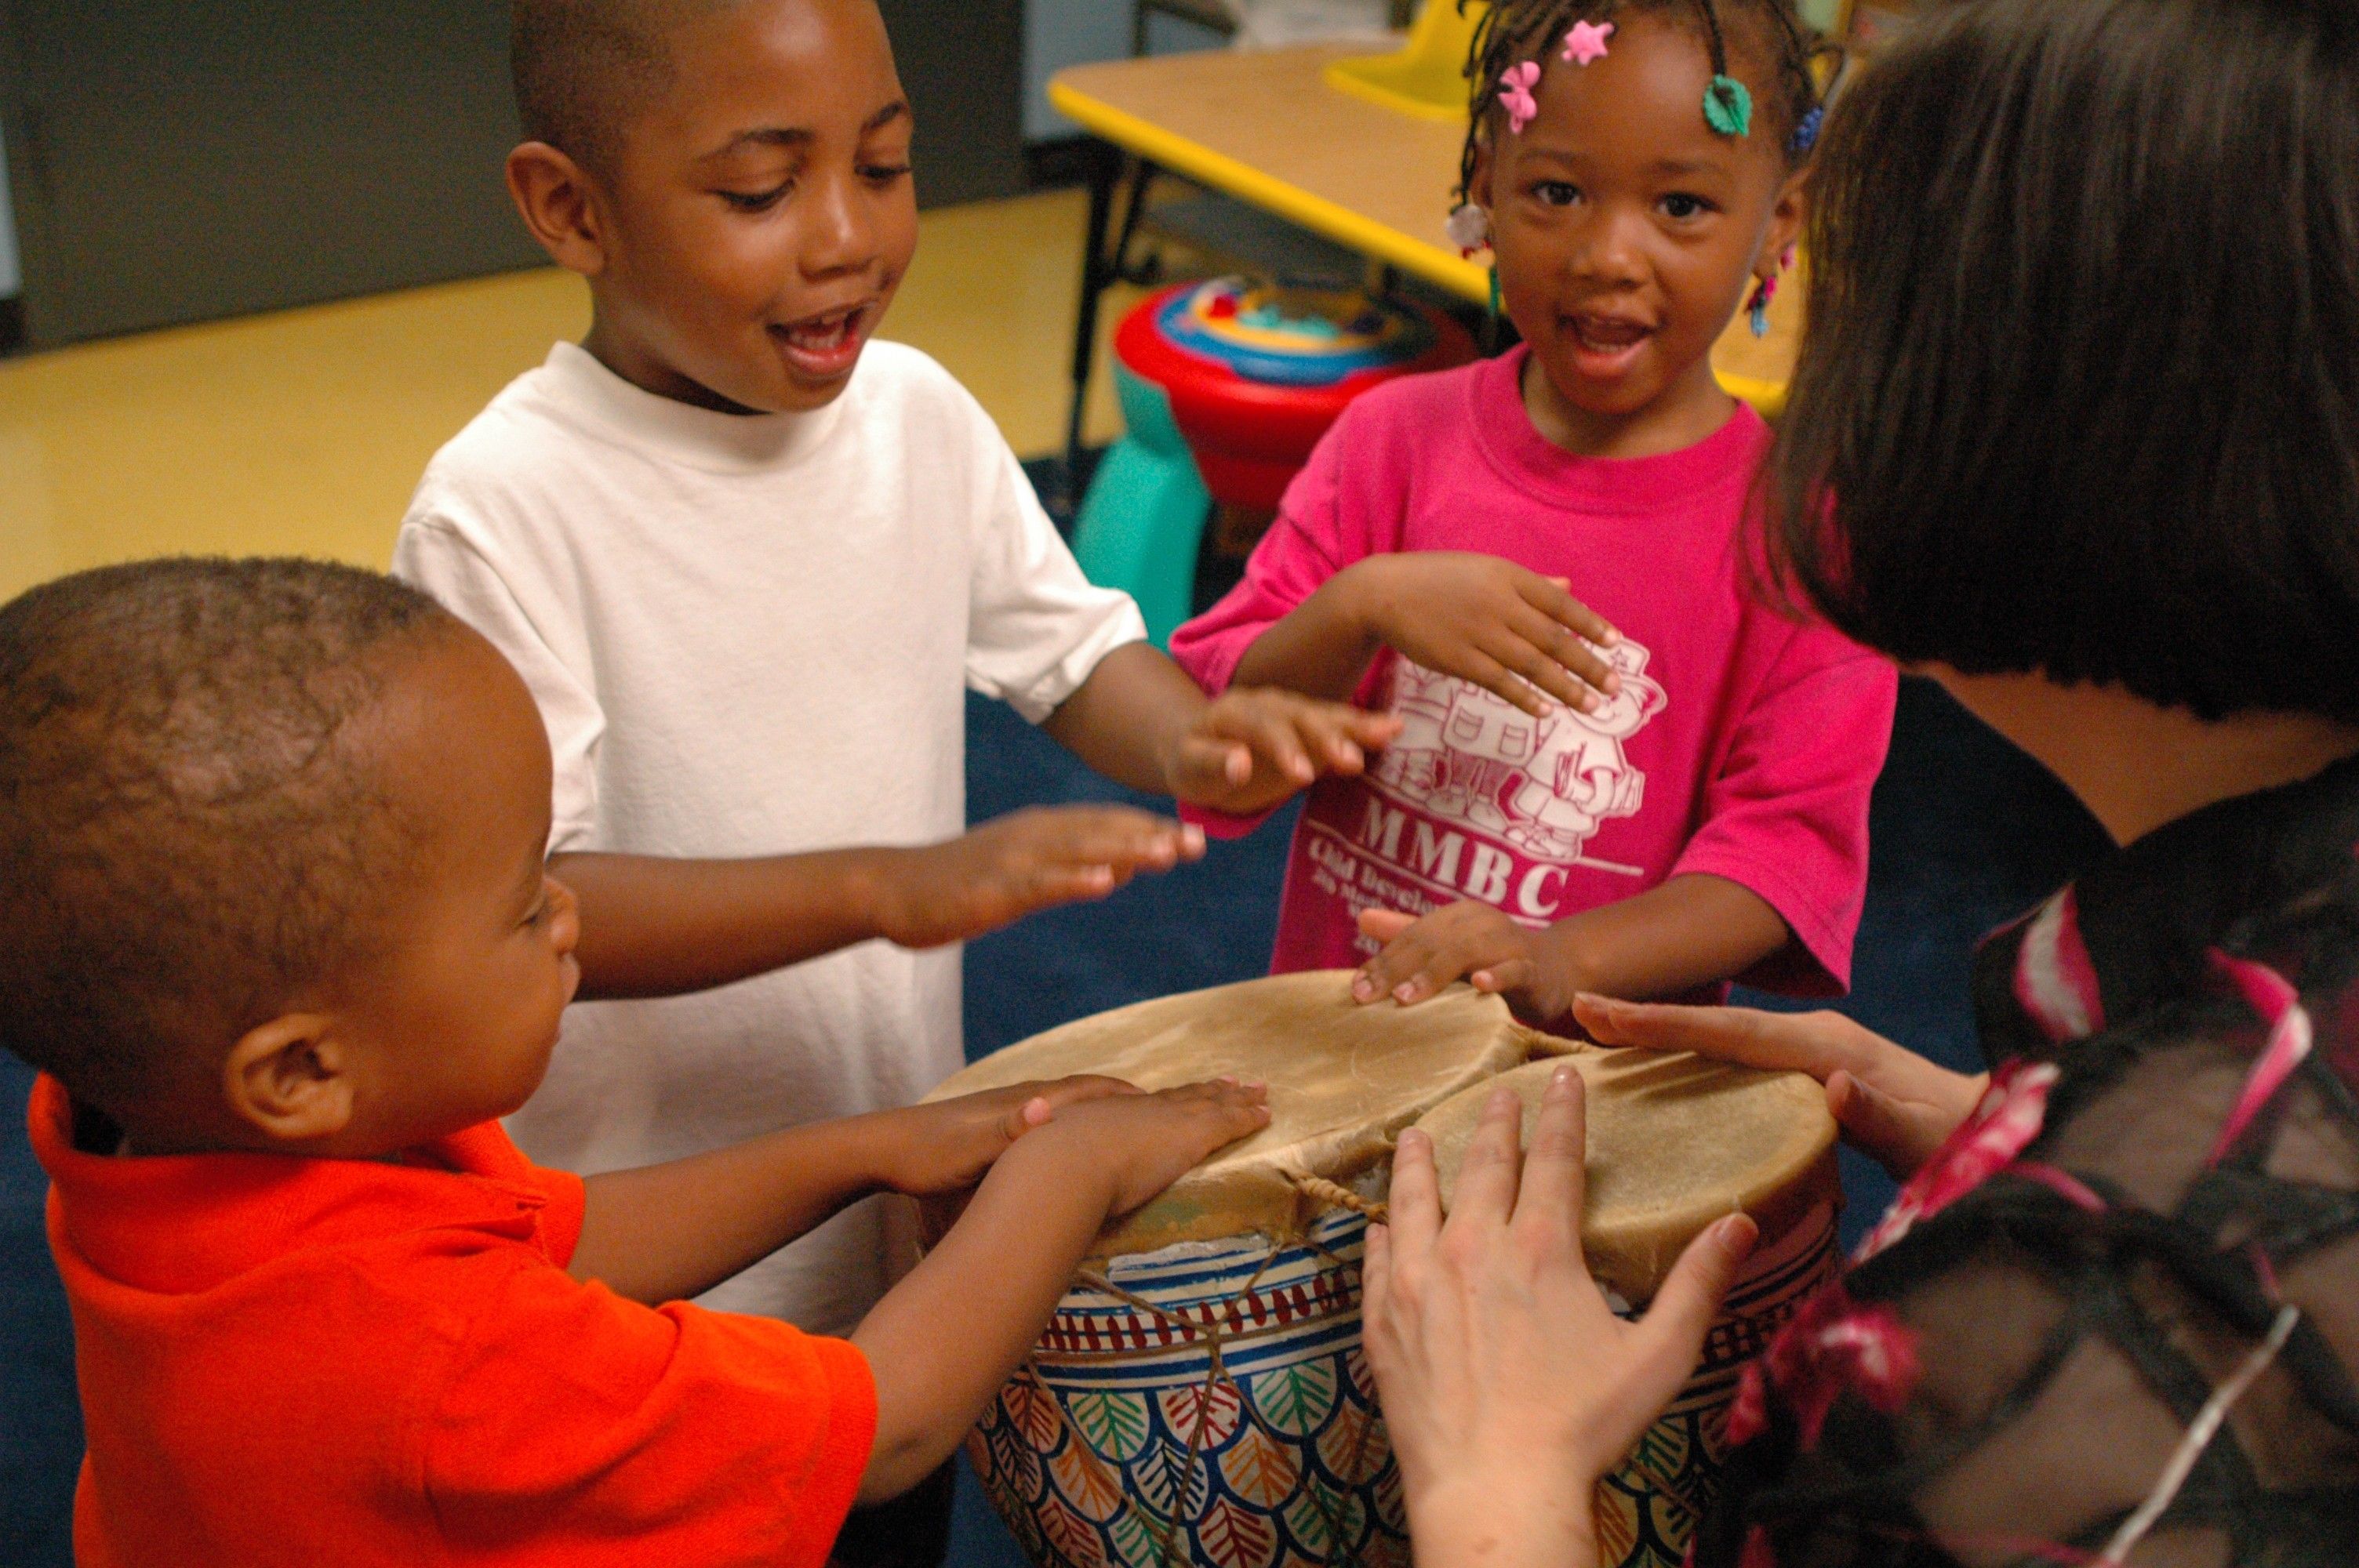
<box><xmin>769</xmin><ymin>304</ymin><xmax>873</xmax><ymax>377</ymax></box>
<box><xmin>1568</xmin><ymin>314</ymin><xmax>1653</xmax><ymax>354</ymax></box>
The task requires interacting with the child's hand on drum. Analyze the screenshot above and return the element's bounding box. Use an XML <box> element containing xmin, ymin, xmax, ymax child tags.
<box><xmin>1162</xmin><ymin>686</ymin><xmax>1402</xmax><ymax>816</ymax></box>
<box><xmin>1363</xmin><ymin>1068</ymin><xmax>1757</xmax><ymax>1568</ymax></box>
<box><xmin>877</xmin><ymin>1076</ymin><xmax>1144</xmax><ymax>1196</ymax></box>
<box><xmin>1031</xmin><ymin>1080</ymin><xmax>1274</xmax><ymax>1218</ymax></box>
<box><xmin>871</xmin><ymin>806</ymin><xmax>1205</xmax><ymax>949</ymax></box>
<box><xmin>1571</xmin><ymin>994</ymin><xmax>1986</xmax><ymax>1178</ymax></box>
<box><xmin>1336</xmin><ymin>552</ymin><xmax>1624</xmax><ymax>717</ymax></box>
<box><xmin>1353</xmin><ymin>902</ymin><xmax>1567</xmax><ymax>1019</ymax></box>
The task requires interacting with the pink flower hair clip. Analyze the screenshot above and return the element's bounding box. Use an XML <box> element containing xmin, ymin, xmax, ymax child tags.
<box><xmin>1563</xmin><ymin>20</ymin><xmax>1614</xmax><ymax>64</ymax></box>
<box><xmin>1498</xmin><ymin>60</ymin><xmax>1541</xmax><ymax>135</ymax></box>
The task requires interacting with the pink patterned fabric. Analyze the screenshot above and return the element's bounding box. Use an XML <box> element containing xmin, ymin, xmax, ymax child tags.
<box><xmin>2204</xmin><ymin>949</ymin><xmax>2315</xmax><ymax>1166</ymax></box>
<box><xmin>1728</xmin><ymin>1283</ymin><xmax>1923</xmax><ymax>1451</ymax></box>
<box><xmin>1724</xmin><ymin>1362</ymin><xmax>1771</xmax><ymax>1448</ymax></box>
<box><xmin>1854</xmin><ymin>1059</ymin><xmax>2060</xmax><ymax>1261</ymax></box>
<box><xmin>1697</xmin><ymin>754</ymin><xmax>2359</xmax><ymax>1567</ymax></box>
<box><xmin>2008</xmin><ymin>1160</ymin><xmax>2106</xmax><ymax>1214</ymax></box>
<box><xmin>2011</xmin><ymin>887</ymin><xmax>2103</xmax><ymax>1044</ymax></box>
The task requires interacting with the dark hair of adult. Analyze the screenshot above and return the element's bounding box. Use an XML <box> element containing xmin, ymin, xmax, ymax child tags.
<box><xmin>0</xmin><ymin>558</ymin><xmax>454</xmax><ymax>1115</ymax></box>
<box><xmin>1769</xmin><ymin>0</ymin><xmax>2359</xmax><ymax>721</ymax></box>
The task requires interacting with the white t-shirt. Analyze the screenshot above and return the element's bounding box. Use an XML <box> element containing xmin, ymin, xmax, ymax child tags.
<box><xmin>393</xmin><ymin>340</ymin><xmax>1145</xmax><ymax>1332</ymax></box>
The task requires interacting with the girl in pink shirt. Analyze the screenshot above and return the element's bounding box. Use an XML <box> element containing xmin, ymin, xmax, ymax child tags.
<box><xmin>1171</xmin><ymin>0</ymin><xmax>1896</xmax><ymax>1025</ymax></box>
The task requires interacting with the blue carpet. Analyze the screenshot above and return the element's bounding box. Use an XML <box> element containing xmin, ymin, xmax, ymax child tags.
<box><xmin>0</xmin><ymin>674</ymin><xmax>2104</xmax><ymax>1566</ymax></box>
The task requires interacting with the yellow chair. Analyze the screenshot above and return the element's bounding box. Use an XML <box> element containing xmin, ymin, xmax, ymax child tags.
<box><xmin>1324</xmin><ymin>2</ymin><xmax>1488</xmax><ymax>121</ymax></box>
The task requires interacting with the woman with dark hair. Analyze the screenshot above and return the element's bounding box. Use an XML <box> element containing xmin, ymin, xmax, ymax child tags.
<box><xmin>1365</xmin><ymin>0</ymin><xmax>2359</xmax><ymax>1562</ymax></box>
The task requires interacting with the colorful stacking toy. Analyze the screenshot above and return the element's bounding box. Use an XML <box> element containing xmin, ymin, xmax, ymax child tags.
<box><xmin>1072</xmin><ymin>277</ymin><xmax>1474</xmax><ymax>645</ymax></box>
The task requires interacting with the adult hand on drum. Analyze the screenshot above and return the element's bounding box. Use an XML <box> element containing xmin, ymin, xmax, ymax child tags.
<box><xmin>1161</xmin><ymin>685</ymin><xmax>1405</xmax><ymax>817</ymax></box>
<box><xmin>871</xmin><ymin>805</ymin><xmax>1205</xmax><ymax>950</ymax></box>
<box><xmin>1570</xmin><ymin>995</ymin><xmax>1989</xmax><ymax>1179</ymax></box>
<box><xmin>1363</xmin><ymin>1068</ymin><xmax>1759</xmax><ymax>1568</ymax></box>
<box><xmin>876</xmin><ymin>1076</ymin><xmax>1144</xmax><ymax>1196</ymax></box>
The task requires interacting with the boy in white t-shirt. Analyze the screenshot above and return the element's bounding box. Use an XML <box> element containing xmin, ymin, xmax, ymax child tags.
<box><xmin>393</xmin><ymin>0</ymin><xmax>1389</xmax><ymax>1445</ymax></box>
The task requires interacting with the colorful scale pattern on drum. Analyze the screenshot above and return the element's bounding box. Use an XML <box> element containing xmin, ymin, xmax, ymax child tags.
<box><xmin>969</xmin><ymin>1207</ymin><xmax>1407</xmax><ymax>1568</ymax></box>
<box><xmin>969</xmin><ymin>1205</ymin><xmax>1836</xmax><ymax>1568</ymax></box>
<box><xmin>1589</xmin><ymin>1210</ymin><xmax>1838</xmax><ymax>1568</ymax></box>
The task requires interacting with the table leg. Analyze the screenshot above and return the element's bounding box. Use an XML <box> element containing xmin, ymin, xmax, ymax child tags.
<box><xmin>1063</xmin><ymin>139</ymin><xmax>1124</xmax><ymax>515</ymax></box>
<box><xmin>1110</xmin><ymin>158</ymin><xmax>1159</xmax><ymax>287</ymax></box>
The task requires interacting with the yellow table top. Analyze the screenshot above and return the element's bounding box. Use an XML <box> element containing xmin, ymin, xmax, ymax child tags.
<box><xmin>1049</xmin><ymin>45</ymin><xmax>1803</xmax><ymax>416</ymax></box>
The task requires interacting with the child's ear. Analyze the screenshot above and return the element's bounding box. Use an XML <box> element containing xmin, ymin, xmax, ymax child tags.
<box><xmin>507</xmin><ymin>141</ymin><xmax>609</xmax><ymax>278</ymax></box>
<box><xmin>223</xmin><ymin>1014</ymin><xmax>357</xmax><ymax>1145</ymax></box>
<box><xmin>1470</xmin><ymin>139</ymin><xmax>1498</xmax><ymax>215</ymax></box>
<box><xmin>1761</xmin><ymin>163</ymin><xmax>1809</xmax><ymax>276</ymax></box>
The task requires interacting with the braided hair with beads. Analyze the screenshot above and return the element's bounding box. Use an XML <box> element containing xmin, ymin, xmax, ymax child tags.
<box><xmin>1454</xmin><ymin>0</ymin><xmax>1835</xmax><ymax>212</ymax></box>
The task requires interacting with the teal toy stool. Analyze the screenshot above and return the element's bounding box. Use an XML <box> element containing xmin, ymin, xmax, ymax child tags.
<box><xmin>1072</xmin><ymin>278</ymin><xmax>1475</xmax><ymax>648</ymax></box>
<box><xmin>1071</xmin><ymin>358</ymin><xmax>1211</xmax><ymax>649</ymax></box>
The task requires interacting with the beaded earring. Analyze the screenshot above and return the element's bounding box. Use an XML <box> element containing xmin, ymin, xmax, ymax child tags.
<box><xmin>1746</xmin><ymin>245</ymin><xmax>1797</xmax><ymax>337</ymax></box>
<box><xmin>1448</xmin><ymin>201</ymin><xmax>1502</xmax><ymax>325</ymax></box>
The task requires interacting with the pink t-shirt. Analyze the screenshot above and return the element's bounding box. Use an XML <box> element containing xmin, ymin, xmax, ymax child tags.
<box><xmin>1171</xmin><ymin>347</ymin><xmax>1896</xmax><ymax>998</ymax></box>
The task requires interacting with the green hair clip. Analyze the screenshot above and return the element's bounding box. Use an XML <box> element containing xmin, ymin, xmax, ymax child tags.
<box><xmin>1703</xmin><ymin>74</ymin><xmax>1753</xmax><ymax>137</ymax></box>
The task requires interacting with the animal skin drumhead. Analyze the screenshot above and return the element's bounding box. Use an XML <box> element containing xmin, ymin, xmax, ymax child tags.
<box><xmin>925</xmin><ymin>971</ymin><xmax>1543</xmax><ymax>1257</ymax></box>
<box><xmin>1410</xmin><ymin>1050</ymin><xmax>1837</xmax><ymax>1301</ymax></box>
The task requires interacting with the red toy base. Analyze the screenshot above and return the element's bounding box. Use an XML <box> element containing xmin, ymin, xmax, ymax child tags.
<box><xmin>1114</xmin><ymin>283</ymin><xmax>1477</xmax><ymax>511</ymax></box>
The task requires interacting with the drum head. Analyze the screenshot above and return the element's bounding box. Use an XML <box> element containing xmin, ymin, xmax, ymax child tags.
<box><xmin>926</xmin><ymin>971</ymin><xmax>1540</xmax><ymax>1257</ymax></box>
<box><xmin>1411</xmin><ymin>1051</ymin><xmax>1837</xmax><ymax>1302</ymax></box>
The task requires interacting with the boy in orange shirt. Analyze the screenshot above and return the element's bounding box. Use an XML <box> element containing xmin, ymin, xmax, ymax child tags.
<box><xmin>0</xmin><ymin>557</ymin><xmax>1269</xmax><ymax>1568</ymax></box>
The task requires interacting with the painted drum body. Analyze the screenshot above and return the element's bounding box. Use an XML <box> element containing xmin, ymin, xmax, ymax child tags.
<box><xmin>929</xmin><ymin>973</ymin><xmax>1533</xmax><ymax>1568</ymax></box>
<box><xmin>968</xmin><ymin>1207</ymin><xmax>1403</xmax><ymax>1568</ymax></box>
<box><xmin>928</xmin><ymin>978</ymin><xmax>1835</xmax><ymax>1568</ymax></box>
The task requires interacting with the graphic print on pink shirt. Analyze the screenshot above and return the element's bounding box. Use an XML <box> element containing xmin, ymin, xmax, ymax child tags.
<box><xmin>1377</xmin><ymin>647</ymin><xmax>1669</xmax><ymax>868</ymax></box>
<box><xmin>1302</xmin><ymin>647</ymin><xmax>1667</xmax><ymax>951</ymax></box>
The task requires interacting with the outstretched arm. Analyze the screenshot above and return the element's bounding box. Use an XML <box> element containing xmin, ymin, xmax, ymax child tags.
<box><xmin>852</xmin><ymin>1082</ymin><xmax>1271</xmax><ymax>1501</ymax></box>
<box><xmin>1042</xmin><ymin>641</ymin><xmax>1401</xmax><ymax>817</ymax></box>
<box><xmin>553</xmin><ymin>804</ymin><xmax>1200</xmax><ymax>999</ymax></box>
<box><xmin>1571</xmin><ymin>994</ymin><xmax>1986</xmax><ymax>1177</ymax></box>
<box><xmin>569</xmin><ymin>1078</ymin><xmax>1140</xmax><ymax>1305</ymax></box>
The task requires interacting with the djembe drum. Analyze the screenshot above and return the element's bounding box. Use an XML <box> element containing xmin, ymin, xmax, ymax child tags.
<box><xmin>1412</xmin><ymin>1054</ymin><xmax>1841</xmax><ymax>1567</ymax></box>
<box><xmin>930</xmin><ymin>974</ymin><xmax>1834</xmax><ymax>1568</ymax></box>
<box><xmin>930</xmin><ymin>971</ymin><xmax>1543</xmax><ymax>1568</ymax></box>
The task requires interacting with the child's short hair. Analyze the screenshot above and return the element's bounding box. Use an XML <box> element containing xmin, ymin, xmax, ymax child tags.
<box><xmin>1458</xmin><ymin>0</ymin><xmax>1835</xmax><ymax>201</ymax></box>
<box><xmin>511</xmin><ymin>0</ymin><xmax>740</xmax><ymax>172</ymax></box>
<box><xmin>1771</xmin><ymin>0</ymin><xmax>2359</xmax><ymax>722</ymax></box>
<box><xmin>0</xmin><ymin>559</ymin><xmax>456</xmax><ymax>1112</ymax></box>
